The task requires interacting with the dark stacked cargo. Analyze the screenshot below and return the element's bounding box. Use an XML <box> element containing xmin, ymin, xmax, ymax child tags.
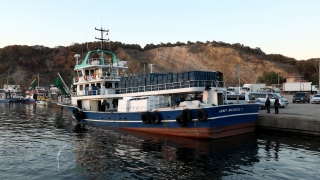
<box><xmin>118</xmin><ymin>71</ymin><xmax>223</xmax><ymax>93</ymax></box>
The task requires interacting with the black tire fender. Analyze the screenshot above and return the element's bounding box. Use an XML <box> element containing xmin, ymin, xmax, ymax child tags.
<box><xmin>75</xmin><ymin>112</ymin><xmax>83</xmax><ymax>122</ymax></box>
<box><xmin>151</xmin><ymin>112</ymin><xmax>161</xmax><ymax>124</ymax></box>
<box><xmin>196</xmin><ymin>109</ymin><xmax>208</xmax><ymax>121</ymax></box>
<box><xmin>141</xmin><ymin>112</ymin><xmax>150</xmax><ymax>124</ymax></box>
<box><xmin>176</xmin><ymin>115</ymin><xmax>186</xmax><ymax>127</ymax></box>
<box><xmin>182</xmin><ymin>109</ymin><xmax>192</xmax><ymax>121</ymax></box>
<box><xmin>73</xmin><ymin>108</ymin><xmax>79</xmax><ymax>116</ymax></box>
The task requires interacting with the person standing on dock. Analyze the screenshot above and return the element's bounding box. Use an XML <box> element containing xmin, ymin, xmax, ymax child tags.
<box><xmin>265</xmin><ymin>97</ymin><xmax>271</xmax><ymax>113</ymax></box>
<box><xmin>274</xmin><ymin>97</ymin><xmax>279</xmax><ymax>114</ymax></box>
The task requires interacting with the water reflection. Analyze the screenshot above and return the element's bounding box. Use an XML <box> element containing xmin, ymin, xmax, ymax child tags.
<box><xmin>70</xmin><ymin>126</ymin><xmax>259</xmax><ymax>179</ymax></box>
<box><xmin>2</xmin><ymin>103</ymin><xmax>320</xmax><ymax>179</ymax></box>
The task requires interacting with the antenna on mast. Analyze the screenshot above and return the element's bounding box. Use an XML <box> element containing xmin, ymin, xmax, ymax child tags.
<box><xmin>95</xmin><ymin>27</ymin><xmax>109</xmax><ymax>50</ymax></box>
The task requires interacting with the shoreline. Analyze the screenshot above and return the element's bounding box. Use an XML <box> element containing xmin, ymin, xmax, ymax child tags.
<box><xmin>257</xmin><ymin>94</ymin><xmax>320</xmax><ymax>136</ymax></box>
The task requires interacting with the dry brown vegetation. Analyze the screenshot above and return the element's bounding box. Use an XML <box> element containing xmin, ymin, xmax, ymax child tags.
<box><xmin>0</xmin><ymin>41</ymin><xmax>318</xmax><ymax>88</ymax></box>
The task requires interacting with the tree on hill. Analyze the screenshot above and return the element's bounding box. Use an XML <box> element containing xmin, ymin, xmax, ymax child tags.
<box><xmin>257</xmin><ymin>71</ymin><xmax>283</xmax><ymax>85</ymax></box>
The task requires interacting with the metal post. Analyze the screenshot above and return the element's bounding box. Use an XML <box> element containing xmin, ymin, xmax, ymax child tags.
<box><xmin>38</xmin><ymin>72</ymin><xmax>39</xmax><ymax>90</ymax></box>
<box><xmin>252</xmin><ymin>70</ymin><xmax>254</xmax><ymax>84</ymax></box>
<box><xmin>278</xmin><ymin>72</ymin><xmax>279</xmax><ymax>88</ymax></box>
<box><xmin>238</xmin><ymin>65</ymin><xmax>240</xmax><ymax>96</ymax></box>
<box><xmin>7</xmin><ymin>71</ymin><xmax>9</xmax><ymax>85</ymax></box>
<box><xmin>318</xmin><ymin>59</ymin><xmax>320</xmax><ymax>94</ymax></box>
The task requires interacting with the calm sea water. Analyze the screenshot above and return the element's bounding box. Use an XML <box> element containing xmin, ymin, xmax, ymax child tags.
<box><xmin>1</xmin><ymin>103</ymin><xmax>320</xmax><ymax>180</ymax></box>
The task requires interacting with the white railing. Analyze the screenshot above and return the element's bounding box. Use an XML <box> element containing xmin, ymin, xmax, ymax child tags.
<box><xmin>71</xmin><ymin>80</ymin><xmax>224</xmax><ymax>97</ymax></box>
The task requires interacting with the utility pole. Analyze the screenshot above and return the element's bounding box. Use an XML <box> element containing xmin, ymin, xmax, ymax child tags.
<box><xmin>318</xmin><ymin>59</ymin><xmax>320</xmax><ymax>93</ymax></box>
<box><xmin>7</xmin><ymin>70</ymin><xmax>9</xmax><ymax>86</ymax></box>
<box><xmin>38</xmin><ymin>72</ymin><xmax>39</xmax><ymax>90</ymax></box>
<box><xmin>278</xmin><ymin>72</ymin><xmax>279</xmax><ymax>88</ymax></box>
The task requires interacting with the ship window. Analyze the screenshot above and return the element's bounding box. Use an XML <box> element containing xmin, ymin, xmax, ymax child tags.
<box><xmin>76</xmin><ymin>71</ymin><xmax>83</xmax><ymax>76</ymax></box>
<box><xmin>105</xmin><ymin>82</ymin><xmax>112</xmax><ymax>88</ymax></box>
<box><xmin>79</xmin><ymin>85</ymin><xmax>83</xmax><ymax>90</ymax></box>
<box><xmin>85</xmin><ymin>70</ymin><xmax>89</xmax><ymax>76</ymax></box>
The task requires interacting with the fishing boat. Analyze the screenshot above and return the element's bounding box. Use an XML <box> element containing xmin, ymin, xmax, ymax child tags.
<box><xmin>61</xmin><ymin>28</ymin><xmax>260</xmax><ymax>139</ymax></box>
<box><xmin>0</xmin><ymin>85</ymin><xmax>25</xmax><ymax>103</ymax></box>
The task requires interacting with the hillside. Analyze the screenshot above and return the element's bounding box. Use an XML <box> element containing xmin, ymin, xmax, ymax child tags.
<box><xmin>0</xmin><ymin>42</ymin><xmax>318</xmax><ymax>90</ymax></box>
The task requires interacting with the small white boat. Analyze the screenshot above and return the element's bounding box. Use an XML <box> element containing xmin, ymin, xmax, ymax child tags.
<box><xmin>36</xmin><ymin>100</ymin><xmax>49</xmax><ymax>106</ymax></box>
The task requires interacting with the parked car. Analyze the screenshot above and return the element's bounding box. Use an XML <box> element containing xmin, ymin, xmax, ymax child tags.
<box><xmin>255</xmin><ymin>98</ymin><xmax>266</xmax><ymax>110</ymax></box>
<box><xmin>293</xmin><ymin>92</ymin><xmax>310</xmax><ymax>103</ymax></box>
<box><xmin>273</xmin><ymin>93</ymin><xmax>289</xmax><ymax>107</ymax></box>
<box><xmin>311</xmin><ymin>94</ymin><xmax>320</xmax><ymax>104</ymax></box>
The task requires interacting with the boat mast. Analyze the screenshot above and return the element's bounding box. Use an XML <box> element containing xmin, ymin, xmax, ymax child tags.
<box><xmin>7</xmin><ymin>70</ymin><xmax>9</xmax><ymax>86</ymax></box>
<box><xmin>95</xmin><ymin>27</ymin><xmax>109</xmax><ymax>50</ymax></box>
<box><xmin>38</xmin><ymin>72</ymin><xmax>39</xmax><ymax>90</ymax></box>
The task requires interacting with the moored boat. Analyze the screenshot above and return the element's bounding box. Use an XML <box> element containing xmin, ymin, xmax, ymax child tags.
<box><xmin>61</xmin><ymin>28</ymin><xmax>260</xmax><ymax>139</ymax></box>
<box><xmin>0</xmin><ymin>85</ymin><xmax>26</xmax><ymax>103</ymax></box>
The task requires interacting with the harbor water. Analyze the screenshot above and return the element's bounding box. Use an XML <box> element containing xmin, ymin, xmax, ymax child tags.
<box><xmin>1</xmin><ymin>103</ymin><xmax>320</xmax><ymax>179</ymax></box>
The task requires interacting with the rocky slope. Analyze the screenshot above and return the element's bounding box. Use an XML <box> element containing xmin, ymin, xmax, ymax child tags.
<box><xmin>116</xmin><ymin>44</ymin><xmax>300</xmax><ymax>87</ymax></box>
<box><xmin>0</xmin><ymin>43</ymin><xmax>303</xmax><ymax>88</ymax></box>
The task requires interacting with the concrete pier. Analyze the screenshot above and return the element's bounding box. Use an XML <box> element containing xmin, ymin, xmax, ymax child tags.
<box><xmin>257</xmin><ymin>94</ymin><xmax>320</xmax><ymax>136</ymax></box>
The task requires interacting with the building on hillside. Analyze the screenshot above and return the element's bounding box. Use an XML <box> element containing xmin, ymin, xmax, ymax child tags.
<box><xmin>284</xmin><ymin>73</ymin><xmax>308</xmax><ymax>83</ymax></box>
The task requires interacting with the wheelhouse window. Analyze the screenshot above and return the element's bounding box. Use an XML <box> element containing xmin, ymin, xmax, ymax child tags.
<box><xmin>105</xmin><ymin>82</ymin><xmax>112</xmax><ymax>88</ymax></box>
<box><xmin>76</xmin><ymin>70</ymin><xmax>83</xmax><ymax>77</ymax></box>
<box><xmin>85</xmin><ymin>70</ymin><xmax>89</xmax><ymax>76</ymax></box>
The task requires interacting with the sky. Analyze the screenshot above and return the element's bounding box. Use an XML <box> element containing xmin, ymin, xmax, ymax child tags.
<box><xmin>1</xmin><ymin>0</ymin><xmax>319</xmax><ymax>60</ymax></box>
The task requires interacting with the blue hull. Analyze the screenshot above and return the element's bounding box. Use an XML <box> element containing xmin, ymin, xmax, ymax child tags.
<box><xmin>65</xmin><ymin>104</ymin><xmax>260</xmax><ymax>139</ymax></box>
<box><xmin>0</xmin><ymin>98</ymin><xmax>27</xmax><ymax>103</ymax></box>
<box><xmin>0</xmin><ymin>99</ymin><xmax>12</xmax><ymax>103</ymax></box>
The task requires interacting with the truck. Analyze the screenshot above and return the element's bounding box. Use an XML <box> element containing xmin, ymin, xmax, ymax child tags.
<box><xmin>243</xmin><ymin>83</ymin><xmax>266</xmax><ymax>93</ymax></box>
<box><xmin>312</xmin><ymin>85</ymin><xmax>319</xmax><ymax>94</ymax></box>
<box><xmin>259</xmin><ymin>87</ymin><xmax>281</xmax><ymax>94</ymax></box>
<box><xmin>282</xmin><ymin>82</ymin><xmax>312</xmax><ymax>93</ymax></box>
<box><xmin>227</xmin><ymin>87</ymin><xmax>241</xmax><ymax>94</ymax></box>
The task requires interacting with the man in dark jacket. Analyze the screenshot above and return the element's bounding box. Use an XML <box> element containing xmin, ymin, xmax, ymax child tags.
<box><xmin>265</xmin><ymin>97</ymin><xmax>271</xmax><ymax>113</ymax></box>
<box><xmin>274</xmin><ymin>97</ymin><xmax>279</xmax><ymax>114</ymax></box>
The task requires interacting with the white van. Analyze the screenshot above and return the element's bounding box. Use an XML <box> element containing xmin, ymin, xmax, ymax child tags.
<box><xmin>225</xmin><ymin>94</ymin><xmax>256</xmax><ymax>105</ymax></box>
<box><xmin>249</xmin><ymin>92</ymin><xmax>288</xmax><ymax>108</ymax></box>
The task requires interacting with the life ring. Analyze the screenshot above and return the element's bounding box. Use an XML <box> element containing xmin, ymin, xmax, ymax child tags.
<box><xmin>92</xmin><ymin>73</ymin><xmax>96</xmax><ymax>79</ymax></box>
<box><xmin>182</xmin><ymin>109</ymin><xmax>192</xmax><ymax>121</ymax></box>
<box><xmin>141</xmin><ymin>112</ymin><xmax>150</xmax><ymax>124</ymax></box>
<box><xmin>84</xmin><ymin>75</ymin><xmax>87</xmax><ymax>80</ymax></box>
<box><xmin>176</xmin><ymin>115</ymin><xmax>186</xmax><ymax>127</ymax></box>
<box><xmin>75</xmin><ymin>76</ymin><xmax>79</xmax><ymax>82</ymax></box>
<box><xmin>196</xmin><ymin>109</ymin><xmax>208</xmax><ymax>121</ymax></box>
<box><xmin>150</xmin><ymin>112</ymin><xmax>161</xmax><ymax>124</ymax></box>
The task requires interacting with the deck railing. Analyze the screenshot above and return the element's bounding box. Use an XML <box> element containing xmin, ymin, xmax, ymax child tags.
<box><xmin>71</xmin><ymin>80</ymin><xmax>225</xmax><ymax>97</ymax></box>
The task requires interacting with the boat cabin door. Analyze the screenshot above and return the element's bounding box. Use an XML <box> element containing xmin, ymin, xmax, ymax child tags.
<box><xmin>89</xmin><ymin>100</ymin><xmax>99</xmax><ymax>111</ymax></box>
<box><xmin>217</xmin><ymin>93</ymin><xmax>224</xmax><ymax>105</ymax></box>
